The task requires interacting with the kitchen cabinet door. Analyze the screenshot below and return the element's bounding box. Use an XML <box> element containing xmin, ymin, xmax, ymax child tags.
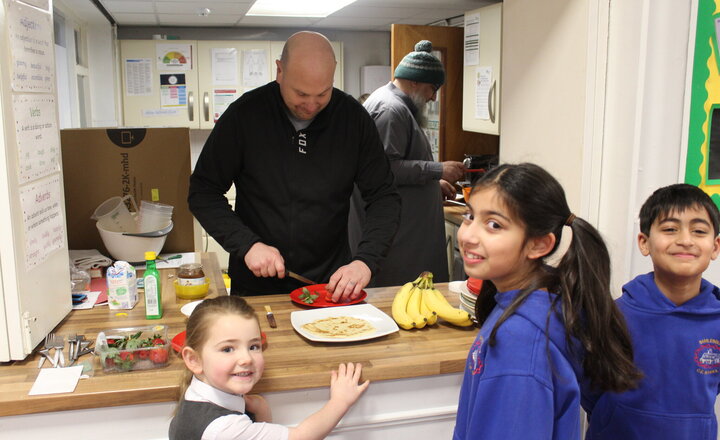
<box><xmin>196</xmin><ymin>41</ymin><xmax>274</xmax><ymax>129</ymax></box>
<box><xmin>119</xmin><ymin>40</ymin><xmax>199</xmax><ymax>128</ymax></box>
<box><xmin>462</xmin><ymin>3</ymin><xmax>502</xmax><ymax>135</ymax></box>
<box><xmin>269</xmin><ymin>41</ymin><xmax>344</xmax><ymax>90</ymax></box>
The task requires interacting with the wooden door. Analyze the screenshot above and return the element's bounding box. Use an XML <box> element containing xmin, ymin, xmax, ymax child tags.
<box><xmin>391</xmin><ymin>24</ymin><xmax>498</xmax><ymax>162</ymax></box>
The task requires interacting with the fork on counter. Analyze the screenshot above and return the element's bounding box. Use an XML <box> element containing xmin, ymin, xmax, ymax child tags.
<box><xmin>67</xmin><ymin>333</ymin><xmax>77</xmax><ymax>365</ymax></box>
<box><xmin>50</xmin><ymin>334</ymin><xmax>65</xmax><ymax>367</ymax></box>
<box><xmin>37</xmin><ymin>333</ymin><xmax>57</xmax><ymax>368</ymax></box>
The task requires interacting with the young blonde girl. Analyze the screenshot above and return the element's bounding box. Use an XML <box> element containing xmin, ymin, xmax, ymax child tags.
<box><xmin>169</xmin><ymin>296</ymin><xmax>369</xmax><ymax>440</ymax></box>
<box><xmin>453</xmin><ymin>163</ymin><xmax>642</xmax><ymax>440</ymax></box>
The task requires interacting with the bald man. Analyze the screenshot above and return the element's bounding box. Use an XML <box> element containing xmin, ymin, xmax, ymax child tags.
<box><xmin>189</xmin><ymin>32</ymin><xmax>400</xmax><ymax>300</ymax></box>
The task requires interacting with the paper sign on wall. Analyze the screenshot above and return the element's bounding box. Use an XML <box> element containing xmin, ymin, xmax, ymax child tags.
<box><xmin>214</xmin><ymin>89</ymin><xmax>238</xmax><ymax>122</ymax></box>
<box><xmin>124</xmin><ymin>58</ymin><xmax>152</xmax><ymax>96</ymax></box>
<box><xmin>475</xmin><ymin>66</ymin><xmax>492</xmax><ymax>120</ymax></box>
<box><xmin>464</xmin><ymin>12</ymin><xmax>480</xmax><ymax>66</ymax></box>
<box><xmin>243</xmin><ymin>49</ymin><xmax>269</xmax><ymax>88</ymax></box>
<box><xmin>156</xmin><ymin>43</ymin><xmax>192</xmax><ymax>71</ymax></box>
<box><xmin>20</xmin><ymin>174</ymin><xmax>65</xmax><ymax>270</ymax></box>
<box><xmin>8</xmin><ymin>0</ymin><xmax>54</xmax><ymax>92</ymax></box>
<box><xmin>212</xmin><ymin>48</ymin><xmax>238</xmax><ymax>85</ymax></box>
<box><xmin>13</xmin><ymin>94</ymin><xmax>60</xmax><ymax>182</ymax></box>
<box><xmin>160</xmin><ymin>73</ymin><xmax>187</xmax><ymax>107</ymax></box>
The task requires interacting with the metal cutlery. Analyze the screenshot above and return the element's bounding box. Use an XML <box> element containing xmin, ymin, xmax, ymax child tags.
<box><xmin>38</xmin><ymin>333</ymin><xmax>59</xmax><ymax>368</ymax></box>
<box><xmin>50</xmin><ymin>334</ymin><xmax>65</xmax><ymax>367</ymax></box>
<box><xmin>38</xmin><ymin>333</ymin><xmax>93</xmax><ymax>368</ymax></box>
<box><xmin>288</xmin><ymin>271</ymin><xmax>318</xmax><ymax>285</ymax></box>
<box><xmin>76</xmin><ymin>339</ymin><xmax>93</xmax><ymax>358</ymax></box>
<box><xmin>37</xmin><ymin>334</ymin><xmax>57</xmax><ymax>368</ymax></box>
<box><xmin>264</xmin><ymin>305</ymin><xmax>277</xmax><ymax>328</ymax></box>
<box><xmin>67</xmin><ymin>333</ymin><xmax>77</xmax><ymax>363</ymax></box>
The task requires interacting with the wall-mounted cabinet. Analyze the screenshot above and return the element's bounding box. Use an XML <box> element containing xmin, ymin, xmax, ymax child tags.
<box><xmin>119</xmin><ymin>39</ymin><xmax>343</xmax><ymax>128</ymax></box>
<box><xmin>462</xmin><ymin>3</ymin><xmax>502</xmax><ymax>135</ymax></box>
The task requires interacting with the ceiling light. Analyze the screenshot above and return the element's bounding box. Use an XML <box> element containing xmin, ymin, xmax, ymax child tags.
<box><xmin>246</xmin><ymin>0</ymin><xmax>357</xmax><ymax>18</ymax></box>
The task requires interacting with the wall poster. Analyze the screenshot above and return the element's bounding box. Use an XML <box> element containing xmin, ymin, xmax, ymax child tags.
<box><xmin>686</xmin><ymin>0</ymin><xmax>720</xmax><ymax>206</ymax></box>
<box><xmin>156</xmin><ymin>43</ymin><xmax>192</xmax><ymax>71</ymax></box>
<box><xmin>13</xmin><ymin>94</ymin><xmax>60</xmax><ymax>182</ymax></box>
<box><xmin>7</xmin><ymin>0</ymin><xmax>54</xmax><ymax>92</ymax></box>
<box><xmin>20</xmin><ymin>174</ymin><xmax>65</xmax><ymax>270</ymax></box>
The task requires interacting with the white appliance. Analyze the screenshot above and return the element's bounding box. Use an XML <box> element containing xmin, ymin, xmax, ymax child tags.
<box><xmin>360</xmin><ymin>65</ymin><xmax>391</xmax><ymax>96</ymax></box>
<box><xmin>0</xmin><ymin>0</ymin><xmax>71</xmax><ymax>361</ymax></box>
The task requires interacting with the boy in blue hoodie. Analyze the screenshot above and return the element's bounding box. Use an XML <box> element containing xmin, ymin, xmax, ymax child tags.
<box><xmin>586</xmin><ymin>183</ymin><xmax>720</xmax><ymax>440</ymax></box>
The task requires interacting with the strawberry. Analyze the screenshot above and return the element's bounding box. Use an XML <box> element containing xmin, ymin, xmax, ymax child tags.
<box><xmin>137</xmin><ymin>349</ymin><xmax>150</xmax><ymax>360</ymax></box>
<box><xmin>150</xmin><ymin>348</ymin><xmax>168</xmax><ymax>364</ymax></box>
<box><xmin>105</xmin><ymin>357</ymin><xmax>115</xmax><ymax>368</ymax></box>
<box><xmin>119</xmin><ymin>351</ymin><xmax>134</xmax><ymax>362</ymax></box>
<box><xmin>152</xmin><ymin>337</ymin><xmax>165</xmax><ymax>346</ymax></box>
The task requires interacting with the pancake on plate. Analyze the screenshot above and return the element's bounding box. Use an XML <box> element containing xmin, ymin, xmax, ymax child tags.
<box><xmin>302</xmin><ymin>316</ymin><xmax>375</xmax><ymax>338</ymax></box>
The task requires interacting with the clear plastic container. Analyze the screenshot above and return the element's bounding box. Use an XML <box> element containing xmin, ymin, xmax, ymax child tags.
<box><xmin>138</xmin><ymin>200</ymin><xmax>173</xmax><ymax>232</ymax></box>
<box><xmin>95</xmin><ymin>324</ymin><xmax>170</xmax><ymax>373</ymax></box>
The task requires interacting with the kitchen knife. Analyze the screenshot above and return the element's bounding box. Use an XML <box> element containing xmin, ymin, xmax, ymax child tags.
<box><xmin>287</xmin><ymin>271</ymin><xmax>318</xmax><ymax>285</ymax></box>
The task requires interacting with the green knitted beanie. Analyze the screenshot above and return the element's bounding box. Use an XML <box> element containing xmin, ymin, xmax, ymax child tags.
<box><xmin>394</xmin><ymin>40</ymin><xmax>445</xmax><ymax>87</ymax></box>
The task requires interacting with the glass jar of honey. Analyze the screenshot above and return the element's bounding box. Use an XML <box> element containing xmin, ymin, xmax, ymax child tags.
<box><xmin>177</xmin><ymin>263</ymin><xmax>205</xmax><ymax>286</ymax></box>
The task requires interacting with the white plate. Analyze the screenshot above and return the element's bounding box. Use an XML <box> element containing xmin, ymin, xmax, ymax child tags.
<box><xmin>180</xmin><ymin>299</ymin><xmax>204</xmax><ymax>317</ymax></box>
<box><xmin>291</xmin><ymin>304</ymin><xmax>399</xmax><ymax>342</ymax></box>
<box><xmin>448</xmin><ymin>280</ymin><xmax>465</xmax><ymax>293</ymax></box>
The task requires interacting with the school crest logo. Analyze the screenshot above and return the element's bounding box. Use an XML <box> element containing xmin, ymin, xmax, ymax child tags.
<box><xmin>695</xmin><ymin>339</ymin><xmax>720</xmax><ymax>375</ymax></box>
<box><xmin>468</xmin><ymin>336</ymin><xmax>484</xmax><ymax>375</ymax></box>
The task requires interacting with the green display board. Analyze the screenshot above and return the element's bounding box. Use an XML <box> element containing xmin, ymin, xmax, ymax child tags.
<box><xmin>687</xmin><ymin>0</ymin><xmax>720</xmax><ymax>207</ymax></box>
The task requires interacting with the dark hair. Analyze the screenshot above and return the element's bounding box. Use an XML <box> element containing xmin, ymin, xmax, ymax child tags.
<box><xmin>472</xmin><ymin>163</ymin><xmax>641</xmax><ymax>393</ymax></box>
<box><xmin>175</xmin><ymin>296</ymin><xmax>259</xmax><ymax>404</ymax></box>
<box><xmin>639</xmin><ymin>183</ymin><xmax>720</xmax><ymax>236</ymax></box>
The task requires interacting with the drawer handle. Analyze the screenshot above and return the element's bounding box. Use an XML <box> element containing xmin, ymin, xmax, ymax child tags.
<box><xmin>188</xmin><ymin>91</ymin><xmax>195</xmax><ymax>121</ymax></box>
<box><xmin>203</xmin><ymin>92</ymin><xmax>210</xmax><ymax>122</ymax></box>
<box><xmin>488</xmin><ymin>80</ymin><xmax>496</xmax><ymax>124</ymax></box>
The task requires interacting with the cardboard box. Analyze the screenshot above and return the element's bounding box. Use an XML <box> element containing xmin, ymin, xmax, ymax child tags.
<box><xmin>61</xmin><ymin>127</ymin><xmax>194</xmax><ymax>257</ymax></box>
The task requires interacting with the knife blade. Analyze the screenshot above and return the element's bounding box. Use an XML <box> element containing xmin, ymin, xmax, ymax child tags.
<box><xmin>287</xmin><ymin>271</ymin><xmax>318</xmax><ymax>285</ymax></box>
<box><xmin>264</xmin><ymin>305</ymin><xmax>277</xmax><ymax>328</ymax></box>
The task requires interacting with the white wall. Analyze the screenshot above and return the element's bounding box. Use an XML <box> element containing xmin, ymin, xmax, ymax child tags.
<box><xmin>498</xmin><ymin>0</ymin><xmax>590</xmax><ymax>210</ymax></box>
<box><xmin>600</xmin><ymin>0</ymin><xmax>706</xmax><ymax>292</ymax></box>
<box><xmin>86</xmin><ymin>21</ymin><xmax>118</xmax><ymax>127</ymax></box>
<box><xmin>499</xmin><ymin>0</ymin><xmax>719</xmax><ymax>293</ymax></box>
<box><xmin>54</xmin><ymin>0</ymin><xmax>118</xmax><ymax>128</ymax></box>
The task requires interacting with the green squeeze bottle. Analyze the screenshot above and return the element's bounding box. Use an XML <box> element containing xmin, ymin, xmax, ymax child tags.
<box><xmin>143</xmin><ymin>251</ymin><xmax>163</xmax><ymax>319</ymax></box>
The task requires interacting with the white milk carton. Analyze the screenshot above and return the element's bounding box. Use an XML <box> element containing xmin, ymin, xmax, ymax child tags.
<box><xmin>106</xmin><ymin>261</ymin><xmax>138</xmax><ymax>309</ymax></box>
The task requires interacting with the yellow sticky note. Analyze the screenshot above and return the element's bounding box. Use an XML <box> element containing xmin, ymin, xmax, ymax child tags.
<box><xmin>151</xmin><ymin>188</ymin><xmax>159</xmax><ymax>201</ymax></box>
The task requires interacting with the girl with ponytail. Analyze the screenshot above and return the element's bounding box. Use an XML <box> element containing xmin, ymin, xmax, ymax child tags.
<box><xmin>453</xmin><ymin>163</ymin><xmax>641</xmax><ymax>440</ymax></box>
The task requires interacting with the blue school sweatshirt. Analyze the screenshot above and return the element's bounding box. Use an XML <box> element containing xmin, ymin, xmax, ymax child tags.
<box><xmin>586</xmin><ymin>272</ymin><xmax>720</xmax><ymax>440</ymax></box>
<box><xmin>453</xmin><ymin>289</ymin><xmax>586</xmax><ymax>440</ymax></box>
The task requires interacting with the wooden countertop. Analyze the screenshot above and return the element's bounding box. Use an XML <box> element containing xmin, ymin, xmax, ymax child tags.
<box><xmin>0</xmin><ymin>253</ymin><xmax>477</xmax><ymax>417</ymax></box>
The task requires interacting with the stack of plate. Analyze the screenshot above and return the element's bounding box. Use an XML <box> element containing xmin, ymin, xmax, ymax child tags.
<box><xmin>449</xmin><ymin>280</ymin><xmax>480</xmax><ymax>321</ymax></box>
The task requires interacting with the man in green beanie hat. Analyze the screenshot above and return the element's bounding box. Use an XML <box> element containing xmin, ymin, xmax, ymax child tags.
<box><xmin>349</xmin><ymin>40</ymin><xmax>466</xmax><ymax>286</ymax></box>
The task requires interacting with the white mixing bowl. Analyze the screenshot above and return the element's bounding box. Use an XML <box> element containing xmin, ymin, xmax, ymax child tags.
<box><xmin>97</xmin><ymin>221</ymin><xmax>173</xmax><ymax>262</ymax></box>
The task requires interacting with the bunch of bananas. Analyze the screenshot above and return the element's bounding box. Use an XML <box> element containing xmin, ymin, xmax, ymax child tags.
<box><xmin>391</xmin><ymin>271</ymin><xmax>474</xmax><ymax>329</ymax></box>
